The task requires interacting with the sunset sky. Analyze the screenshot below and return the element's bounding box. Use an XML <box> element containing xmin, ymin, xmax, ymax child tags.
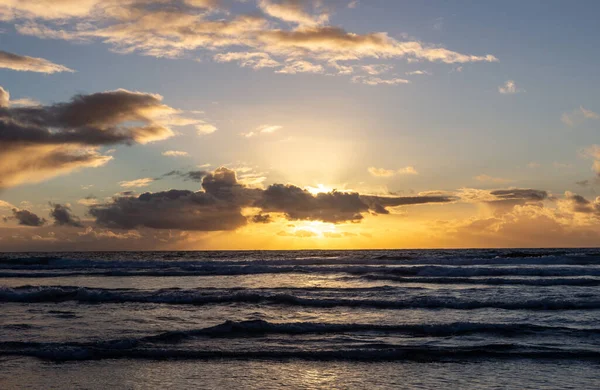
<box><xmin>1</xmin><ymin>0</ymin><xmax>600</xmax><ymax>250</ymax></box>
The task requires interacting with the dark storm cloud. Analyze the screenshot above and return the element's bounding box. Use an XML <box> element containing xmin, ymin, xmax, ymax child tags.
<box><xmin>4</xmin><ymin>208</ymin><xmax>47</xmax><ymax>226</ymax></box>
<box><xmin>90</xmin><ymin>167</ymin><xmax>457</xmax><ymax>230</ymax></box>
<box><xmin>50</xmin><ymin>203</ymin><xmax>83</xmax><ymax>227</ymax></box>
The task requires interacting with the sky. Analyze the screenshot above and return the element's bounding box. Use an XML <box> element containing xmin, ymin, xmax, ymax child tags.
<box><xmin>1</xmin><ymin>0</ymin><xmax>600</xmax><ymax>250</ymax></box>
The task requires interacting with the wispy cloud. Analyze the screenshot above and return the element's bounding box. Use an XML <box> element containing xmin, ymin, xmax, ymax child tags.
<box><xmin>368</xmin><ymin>166</ymin><xmax>418</xmax><ymax>177</ymax></box>
<box><xmin>242</xmin><ymin>124</ymin><xmax>283</xmax><ymax>138</ymax></box>
<box><xmin>3</xmin><ymin>1</ymin><xmax>498</xmax><ymax>84</ymax></box>
<box><xmin>162</xmin><ymin>150</ymin><xmax>189</xmax><ymax>157</ymax></box>
<box><xmin>562</xmin><ymin>106</ymin><xmax>599</xmax><ymax>127</ymax></box>
<box><xmin>361</xmin><ymin>64</ymin><xmax>393</xmax><ymax>75</ymax></box>
<box><xmin>368</xmin><ymin>167</ymin><xmax>395</xmax><ymax>177</ymax></box>
<box><xmin>119</xmin><ymin>178</ymin><xmax>154</xmax><ymax>188</ymax></box>
<box><xmin>352</xmin><ymin>76</ymin><xmax>410</xmax><ymax>86</ymax></box>
<box><xmin>398</xmin><ymin>166</ymin><xmax>418</xmax><ymax>175</ymax></box>
<box><xmin>196</xmin><ymin>123</ymin><xmax>217</xmax><ymax>135</ymax></box>
<box><xmin>405</xmin><ymin>70</ymin><xmax>431</xmax><ymax>76</ymax></box>
<box><xmin>0</xmin><ymin>50</ymin><xmax>74</xmax><ymax>73</ymax></box>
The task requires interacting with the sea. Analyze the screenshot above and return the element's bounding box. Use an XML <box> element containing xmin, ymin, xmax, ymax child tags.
<box><xmin>1</xmin><ymin>249</ymin><xmax>600</xmax><ymax>389</ymax></box>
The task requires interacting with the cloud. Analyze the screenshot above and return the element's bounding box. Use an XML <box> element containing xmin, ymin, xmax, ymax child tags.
<box><xmin>458</xmin><ymin>188</ymin><xmax>549</xmax><ymax>213</ymax></box>
<box><xmin>258</xmin><ymin>0</ymin><xmax>329</xmax><ymax>26</ymax></box>
<box><xmin>0</xmin><ymin>87</ymin><xmax>38</xmax><ymax>108</ymax></box>
<box><xmin>434</xmin><ymin>201</ymin><xmax>600</xmax><ymax>248</ymax></box>
<box><xmin>4</xmin><ymin>208</ymin><xmax>46</xmax><ymax>226</ymax></box>
<box><xmin>398</xmin><ymin>166</ymin><xmax>418</xmax><ymax>175</ymax></box>
<box><xmin>580</xmin><ymin>145</ymin><xmax>600</xmax><ymax>176</ymax></box>
<box><xmin>251</xmin><ymin>213</ymin><xmax>272</xmax><ymax>223</ymax></box>
<box><xmin>90</xmin><ymin>167</ymin><xmax>456</xmax><ymax>229</ymax></box>
<box><xmin>0</xmin><ymin>199</ymin><xmax>15</xmax><ymax>209</ymax></box>
<box><xmin>0</xmin><ymin>86</ymin><xmax>8</xmax><ymax>108</ymax></box>
<box><xmin>242</xmin><ymin>124</ymin><xmax>283</xmax><ymax>137</ymax></box>
<box><xmin>163</xmin><ymin>170</ymin><xmax>208</xmax><ymax>182</ymax></box>
<box><xmin>562</xmin><ymin>106</ymin><xmax>599</xmax><ymax>127</ymax></box>
<box><xmin>489</xmin><ymin>189</ymin><xmax>548</xmax><ymax>202</ymax></box>
<box><xmin>119</xmin><ymin>178</ymin><xmax>155</xmax><ymax>188</ymax></box>
<box><xmin>276</xmin><ymin>60</ymin><xmax>324</xmax><ymax>74</ymax></box>
<box><xmin>162</xmin><ymin>150</ymin><xmax>189</xmax><ymax>157</ymax></box>
<box><xmin>368</xmin><ymin>167</ymin><xmax>395</xmax><ymax>177</ymax></box>
<box><xmin>405</xmin><ymin>70</ymin><xmax>431</xmax><ymax>76</ymax></box>
<box><xmin>561</xmin><ymin>191</ymin><xmax>600</xmax><ymax>216</ymax></box>
<box><xmin>0</xmin><ymin>49</ymin><xmax>73</xmax><ymax>73</ymax></box>
<box><xmin>257</xmin><ymin>26</ymin><xmax>497</xmax><ymax>64</ymax></box>
<box><xmin>498</xmin><ymin>80</ymin><xmax>523</xmax><ymax>94</ymax></box>
<box><xmin>257</xmin><ymin>184</ymin><xmax>369</xmax><ymax>223</ymax></box>
<box><xmin>0</xmin><ymin>0</ymin><xmax>103</xmax><ymax>20</ymax></box>
<box><xmin>77</xmin><ymin>195</ymin><xmax>100</xmax><ymax>206</ymax></box>
<box><xmin>196</xmin><ymin>123</ymin><xmax>217</xmax><ymax>135</ymax></box>
<box><xmin>5</xmin><ymin>1</ymin><xmax>497</xmax><ymax>82</ymax></box>
<box><xmin>0</xmin><ymin>86</ymin><xmax>191</xmax><ymax>188</ymax></box>
<box><xmin>91</xmin><ymin>174</ymin><xmax>253</xmax><ymax>231</ymax></box>
<box><xmin>361</xmin><ymin>64</ymin><xmax>393</xmax><ymax>75</ymax></box>
<box><xmin>474</xmin><ymin>174</ymin><xmax>513</xmax><ymax>184</ymax></box>
<box><xmin>214</xmin><ymin>52</ymin><xmax>280</xmax><ymax>69</ymax></box>
<box><xmin>278</xmin><ymin>229</ymin><xmax>318</xmax><ymax>238</ymax></box>
<box><xmin>50</xmin><ymin>203</ymin><xmax>83</xmax><ymax>227</ymax></box>
<box><xmin>352</xmin><ymin>76</ymin><xmax>410</xmax><ymax>86</ymax></box>
<box><xmin>368</xmin><ymin>166</ymin><xmax>418</xmax><ymax>177</ymax></box>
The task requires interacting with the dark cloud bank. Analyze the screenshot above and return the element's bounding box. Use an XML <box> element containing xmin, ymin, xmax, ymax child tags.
<box><xmin>90</xmin><ymin>167</ymin><xmax>457</xmax><ymax>231</ymax></box>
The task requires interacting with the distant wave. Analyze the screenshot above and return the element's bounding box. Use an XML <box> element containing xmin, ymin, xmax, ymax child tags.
<box><xmin>2</xmin><ymin>286</ymin><xmax>599</xmax><ymax>310</ymax></box>
<box><xmin>2</xmin><ymin>252</ymin><xmax>600</xmax><ymax>272</ymax></box>
<box><xmin>1</xmin><ymin>338</ymin><xmax>598</xmax><ymax>362</ymax></box>
<box><xmin>3</xmin><ymin>261</ymin><xmax>600</xmax><ymax>279</ymax></box>
<box><xmin>357</xmin><ymin>275</ymin><xmax>600</xmax><ymax>286</ymax></box>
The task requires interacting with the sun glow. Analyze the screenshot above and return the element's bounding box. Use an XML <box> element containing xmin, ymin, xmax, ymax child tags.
<box><xmin>291</xmin><ymin>220</ymin><xmax>338</xmax><ymax>238</ymax></box>
<box><xmin>305</xmin><ymin>184</ymin><xmax>335</xmax><ymax>195</ymax></box>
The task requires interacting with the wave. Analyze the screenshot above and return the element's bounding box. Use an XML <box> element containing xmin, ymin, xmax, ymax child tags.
<box><xmin>145</xmin><ymin>319</ymin><xmax>600</xmax><ymax>341</ymax></box>
<box><xmin>2</xmin><ymin>251</ymin><xmax>600</xmax><ymax>273</ymax></box>
<box><xmin>3</xmin><ymin>263</ymin><xmax>600</xmax><ymax>279</ymax></box>
<box><xmin>2</xmin><ymin>319</ymin><xmax>599</xmax><ymax>362</ymax></box>
<box><xmin>1</xmin><ymin>340</ymin><xmax>598</xmax><ymax>362</ymax></box>
<box><xmin>357</xmin><ymin>275</ymin><xmax>600</xmax><ymax>286</ymax></box>
<box><xmin>2</xmin><ymin>286</ymin><xmax>599</xmax><ymax>310</ymax></box>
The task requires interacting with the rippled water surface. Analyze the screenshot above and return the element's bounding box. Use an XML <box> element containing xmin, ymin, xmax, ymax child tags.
<box><xmin>1</xmin><ymin>249</ymin><xmax>600</xmax><ymax>389</ymax></box>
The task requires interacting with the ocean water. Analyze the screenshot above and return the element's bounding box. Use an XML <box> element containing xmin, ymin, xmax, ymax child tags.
<box><xmin>1</xmin><ymin>249</ymin><xmax>600</xmax><ymax>389</ymax></box>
